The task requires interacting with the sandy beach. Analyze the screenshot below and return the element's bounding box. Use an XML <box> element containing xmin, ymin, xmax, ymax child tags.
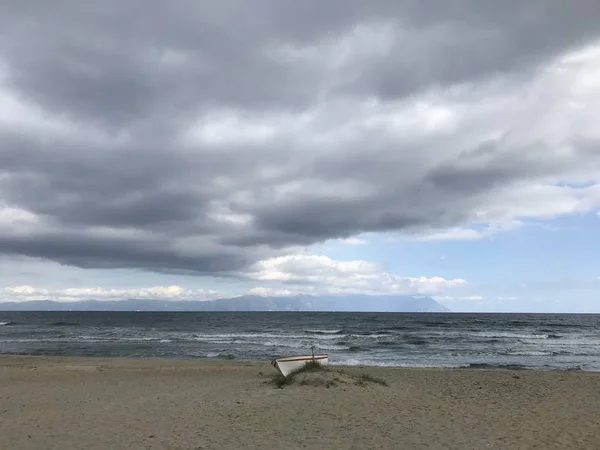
<box><xmin>1</xmin><ymin>356</ymin><xmax>599</xmax><ymax>449</ymax></box>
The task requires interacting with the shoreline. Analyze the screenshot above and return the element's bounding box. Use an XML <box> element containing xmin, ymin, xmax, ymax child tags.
<box><xmin>2</xmin><ymin>355</ymin><xmax>600</xmax><ymax>449</ymax></box>
<box><xmin>1</xmin><ymin>352</ymin><xmax>597</xmax><ymax>372</ymax></box>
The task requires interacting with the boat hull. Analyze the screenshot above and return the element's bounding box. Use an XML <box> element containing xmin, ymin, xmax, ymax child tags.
<box><xmin>271</xmin><ymin>354</ymin><xmax>329</xmax><ymax>377</ymax></box>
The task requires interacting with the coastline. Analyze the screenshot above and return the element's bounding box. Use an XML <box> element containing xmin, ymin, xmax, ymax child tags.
<box><xmin>2</xmin><ymin>355</ymin><xmax>599</xmax><ymax>449</ymax></box>
<box><xmin>1</xmin><ymin>352</ymin><xmax>597</xmax><ymax>372</ymax></box>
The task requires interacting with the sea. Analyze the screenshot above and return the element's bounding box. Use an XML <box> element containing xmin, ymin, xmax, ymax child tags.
<box><xmin>1</xmin><ymin>312</ymin><xmax>599</xmax><ymax>371</ymax></box>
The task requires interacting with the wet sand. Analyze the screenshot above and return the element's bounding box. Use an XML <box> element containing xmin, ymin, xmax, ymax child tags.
<box><xmin>1</xmin><ymin>355</ymin><xmax>599</xmax><ymax>449</ymax></box>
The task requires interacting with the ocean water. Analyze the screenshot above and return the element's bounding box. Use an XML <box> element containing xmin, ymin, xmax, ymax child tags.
<box><xmin>1</xmin><ymin>312</ymin><xmax>599</xmax><ymax>371</ymax></box>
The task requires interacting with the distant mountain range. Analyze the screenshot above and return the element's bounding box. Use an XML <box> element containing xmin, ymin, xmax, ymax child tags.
<box><xmin>0</xmin><ymin>295</ymin><xmax>450</xmax><ymax>312</ymax></box>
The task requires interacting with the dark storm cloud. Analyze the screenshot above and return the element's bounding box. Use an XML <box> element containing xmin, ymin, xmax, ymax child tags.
<box><xmin>342</xmin><ymin>1</ymin><xmax>600</xmax><ymax>100</ymax></box>
<box><xmin>0</xmin><ymin>132</ymin><xmax>208</xmax><ymax>227</ymax></box>
<box><xmin>1</xmin><ymin>230</ymin><xmax>250</xmax><ymax>273</ymax></box>
<box><xmin>2</xmin><ymin>1</ymin><xmax>599</xmax><ymax>125</ymax></box>
<box><xmin>1</xmin><ymin>1</ymin><xmax>599</xmax><ymax>274</ymax></box>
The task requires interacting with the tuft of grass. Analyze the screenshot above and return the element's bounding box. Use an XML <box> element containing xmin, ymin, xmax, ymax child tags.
<box><xmin>295</xmin><ymin>360</ymin><xmax>327</xmax><ymax>374</ymax></box>
<box><xmin>271</xmin><ymin>373</ymin><xmax>291</xmax><ymax>388</ymax></box>
<box><xmin>269</xmin><ymin>361</ymin><xmax>388</xmax><ymax>389</ymax></box>
<box><xmin>355</xmin><ymin>374</ymin><xmax>388</xmax><ymax>387</ymax></box>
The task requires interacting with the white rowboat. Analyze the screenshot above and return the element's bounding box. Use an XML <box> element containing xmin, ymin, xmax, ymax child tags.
<box><xmin>271</xmin><ymin>354</ymin><xmax>329</xmax><ymax>377</ymax></box>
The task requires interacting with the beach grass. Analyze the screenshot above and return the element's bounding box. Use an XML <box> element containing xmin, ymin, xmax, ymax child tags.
<box><xmin>270</xmin><ymin>360</ymin><xmax>388</xmax><ymax>388</ymax></box>
<box><xmin>355</xmin><ymin>373</ymin><xmax>389</xmax><ymax>386</ymax></box>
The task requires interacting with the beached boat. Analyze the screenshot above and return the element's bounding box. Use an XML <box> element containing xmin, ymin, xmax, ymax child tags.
<box><xmin>271</xmin><ymin>354</ymin><xmax>329</xmax><ymax>377</ymax></box>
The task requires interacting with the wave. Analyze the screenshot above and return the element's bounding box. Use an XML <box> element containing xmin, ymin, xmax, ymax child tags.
<box><xmin>384</xmin><ymin>326</ymin><xmax>410</xmax><ymax>332</ymax></box>
<box><xmin>474</xmin><ymin>331</ymin><xmax>552</xmax><ymax>340</ymax></box>
<box><xmin>0</xmin><ymin>321</ymin><xmax>14</xmax><ymax>326</ymax></box>
<box><xmin>421</xmin><ymin>321</ymin><xmax>452</xmax><ymax>326</ymax></box>
<box><xmin>51</xmin><ymin>322</ymin><xmax>81</xmax><ymax>327</ymax></box>
<box><xmin>204</xmin><ymin>352</ymin><xmax>240</xmax><ymax>360</ymax></box>
<box><xmin>305</xmin><ymin>329</ymin><xmax>342</xmax><ymax>334</ymax></box>
<box><xmin>539</xmin><ymin>322</ymin><xmax>581</xmax><ymax>328</ymax></box>
<box><xmin>192</xmin><ymin>332</ymin><xmax>343</xmax><ymax>341</ymax></box>
<box><xmin>463</xmin><ymin>363</ymin><xmax>530</xmax><ymax>370</ymax></box>
<box><xmin>332</xmin><ymin>358</ymin><xmax>397</xmax><ymax>367</ymax></box>
<box><xmin>342</xmin><ymin>330</ymin><xmax>390</xmax><ymax>336</ymax></box>
<box><xmin>505</xmin><ymin>351</ymin><xmax>554</xmax><ymax>357</ymax></box>
<box><xmin>478</xmin><ymin>339</ymin><xmax>502</xmax><ymax>344</ymax></box>
<box><xmin>376</xmin><ymin>341</ymin><xmax>397</xmax><ymax>346</ymax></box>
<box><xmin>332</xmin><ymin>358</ymin><xmax>463</xmax><ymax>369</ymax></box>
<box><xmin>259</xmin><ymin>340</ymin><xmax>350</xmax><ymax>351</ymax></box>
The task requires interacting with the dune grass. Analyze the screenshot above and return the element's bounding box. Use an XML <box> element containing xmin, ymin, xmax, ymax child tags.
<box><xmin>355</xmin><ymin>373</ymin><xmax>389</xmax><ymax>387</ymax></box>
<box><xmin>270</xmin><ymin>361</ymin><xmax>388</xmax><ymax>389</ymax></box>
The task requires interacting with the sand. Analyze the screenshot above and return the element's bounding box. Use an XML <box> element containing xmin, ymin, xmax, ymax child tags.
<box><xmin>1</xmin><ymin>356</ymin><xmax>599</xmax><ymax>449</ymax></box>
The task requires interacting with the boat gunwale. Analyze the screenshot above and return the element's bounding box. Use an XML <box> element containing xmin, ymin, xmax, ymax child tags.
<box><xmin>271</xmin><ymin>354</ymin><xmax>329</xmax><ymax>370</ymax></box>
<box><xmin>273</xmin><ymin>355</ymin><xmax>328</xmax><ymax>363</ymax></box>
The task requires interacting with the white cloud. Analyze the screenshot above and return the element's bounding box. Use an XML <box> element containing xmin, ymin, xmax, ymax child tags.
<box><xmin>419</xmin><ymin>228</ymin><xmax>484</xmax><ymax>241</ymax></box>
<box><xmin>480</xmin><ymin>183</ymin><xmax>600</xmax><ymax>223</ymax></box>
<box><xmin>416</xmin><ymin>219</ymin><xmax>524</xmax><ymax>241</ymax></box>
<box><xmin>418</xmin><ymin>182</ymin><xmax>600</xmax><ymax>241</ymax></box>
<box><xmin>433</xmin><ymin>295</ymin><xmax>484</xmax><ymax>301</ymax></box>
<box><xmin>1</xmin><ymin>285</ymin><xmax>221</xmax><ymax>302</ymax></box>
<box><xmin>387</xmin><ymin>41</ymin><xmax>600</xmax><ymax>242</ymax></box>
<box><xmin>0</xmin><ymin>205</ymin><xmax>40</xmax><ymax>230</ymax></box>
<box><xmin>337</xmin><ymin>237</ymin><xmax>367</xmax><ymax>245</ymax></box>
<box><xmin>246</xmin><ymin>287</ymin><xmax>296</xmax><ymax>297</ymax></box>
<box><xmin>248</xmin><ymin>254</ymin><xmax>378</xmax><ymax>281</ymax></box>
<box><xmin>245</xmin><ymin>254</ymin><xmax>466</xmax><ymax>295</ymax></box>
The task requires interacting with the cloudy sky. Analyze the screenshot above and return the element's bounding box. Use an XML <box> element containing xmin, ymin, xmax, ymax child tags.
<box><xmin>1</xmin><ymin>1</ymin><xmax>599</xmax><ymax>312</ymax></box>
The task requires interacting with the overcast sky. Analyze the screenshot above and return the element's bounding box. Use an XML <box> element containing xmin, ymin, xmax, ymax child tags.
<box><xmin>1</xmin><ymin>1</ymin><xmax>599</xmax><ymax>312</ymax></box>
